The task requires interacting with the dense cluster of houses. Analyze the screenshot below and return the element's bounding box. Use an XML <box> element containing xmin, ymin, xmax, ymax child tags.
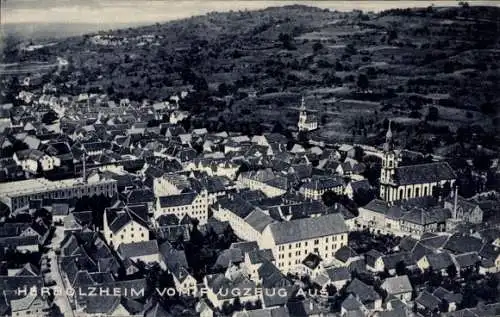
<box><xmin>0</xmin><ymin>77</ymin><xmax>499</xmax><ymax>317</ymax></box>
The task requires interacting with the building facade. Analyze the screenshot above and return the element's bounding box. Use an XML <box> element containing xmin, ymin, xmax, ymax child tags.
<box><xmin>258</xmin><ymin>213</ymin><xmax>349</xmax><ymax>273</ymax></box>
<box><xmin>297</xmin><ymin>97</ymin><xmax>318</xmax><ymax>132</ymax></box>
<box><xmin>0</xmin><ymin>175</ymin><xmax>117</xmax><ymax>210</ymax></box>
<box><xmin>155</xmin><ymin>190</ymin><xmax>209</xmax><ymax>225</ymax></box>
<box><xmin>380</xmin><ymin>122</ymin><xmax>456</xmax><ymax>202</ymax></box>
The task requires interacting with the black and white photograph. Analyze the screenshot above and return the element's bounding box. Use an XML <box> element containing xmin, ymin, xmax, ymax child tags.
<box><xmin>0</xmin><ymin>1</ymin><xmax>500</xmax><ymax>316</ymax></box>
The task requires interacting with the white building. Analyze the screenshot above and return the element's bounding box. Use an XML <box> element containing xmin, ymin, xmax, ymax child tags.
<box><xmin>153</xmin><ymin>173</ymin><xmax>191</xmax><ymax>197</ymax></box>
<box><xmin>297</xmin><ymin>97</ymin><xmax>318</xmax><ymax>132</ymax></box>
<box><xmin>155</xmin><ymin>190</ymin><xmax>209</xmax><ymax>225</ymax></box>
<box><xmin>0</xmin><ymin>174</ymin><xmax>117</xmax><ymax>210</ymax></box>
<box><xmin>13</xmin><ymin>149</ymin><xmax>60</xmax><ymax>173</ymax></box>
<box><xmin>117</xmin><ymin>240</ymin><xmax>160</xmax><ymax>266</ymax></box>
<box><xmin>213</xmin><ymin>199</ymin><xmax>274</xmax><ymax>242</ymax></box>
<box><xmin>103</xmin><ymin>204</ymin><xmax>149</xmax><ymax>249</ymax></box>
<box><xmin>380</xmin><ymin>122</ymin><xmax>456</xmax><ymax>202</ymax></box>
<box><xmin>237</xmin><ymin>169</ymin><xmax>287</xmax><ymax>198</ymax></box>
<box><xmin>258</xmin><ymin>213</ymin><xmax>349</xmax><ymax>273</ymax></box>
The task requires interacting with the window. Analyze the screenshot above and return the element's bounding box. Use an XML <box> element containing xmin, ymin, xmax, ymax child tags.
<box><xmin>314</xmin><ymin>239</ymin><xmax>319</xmax><ymax>245</ymax></box>
<box><xmin>121</xmin><ymin>235</ymin><xmax>124</xmax><ymax>239</ymax></box>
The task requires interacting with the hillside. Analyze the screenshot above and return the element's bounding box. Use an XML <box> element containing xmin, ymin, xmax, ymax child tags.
<box><xmin>2</xmin><ymin>4</ymin><xmax>500</xmax><ymax>152</ymax></box>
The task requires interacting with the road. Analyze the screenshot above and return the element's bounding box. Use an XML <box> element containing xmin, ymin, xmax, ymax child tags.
<box><xmin>47</xmin><ymin>225</ymin><xmax>75</xmax><ymax>317</ymax></box>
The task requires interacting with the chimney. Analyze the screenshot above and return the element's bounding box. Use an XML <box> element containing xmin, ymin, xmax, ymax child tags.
<box><xmin>82</xmin><ymin>153</ymin><xmax>87</xmax><ymax>183</ymax></box>
<box><xmin>453</xmin><ymin>186</ymin><xmax>458</xmax><ymax>218</ymax></box>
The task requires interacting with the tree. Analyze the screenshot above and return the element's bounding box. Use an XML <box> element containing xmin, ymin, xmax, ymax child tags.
<box><xmin>42</xmin><ymin>110</ymin><xmax>59</xmax><ymax>125</ymax></box>
<box><xmin>357</xmin><ymin>74</ymin><xmax>369</xmax><ymax>91</ymax></box>
<box><xmin>446</xmin><ymin>264</ymin><xmax>457</xmax><ymax>279</ymax></box>
<box><xmin>322</xmin><ymin>191</ymin><xmax>341</xmax><ymax>207</ymax></box>
<box><xmin>279</xmin><ymin>33</ymin><xmax>295</xmax><ymax>50</ymax></box>
<box><xmin>312</xmin><ymin>42</ymin><xmax>324</xmax><ymax>53</ymax></box>
<box><xmin>426</xmin><ymin>106</ymin><xmax>439</xmax><ymax>121</ymax></box>
<box><xmin>395</xmin><ymin>261</ymin><xmax>407</xmax><ymax>275</ymax></box>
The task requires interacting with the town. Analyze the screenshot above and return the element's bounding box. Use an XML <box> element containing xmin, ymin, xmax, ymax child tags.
<box><xmin>0</xmin><ymin>2</ymin><xmax>500</xmax><ymax>317</ymax></box>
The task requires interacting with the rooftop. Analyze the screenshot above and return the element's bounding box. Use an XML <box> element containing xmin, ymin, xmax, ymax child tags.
<box><xmin>0</xmin><ymin>176</ymin><xmax>116</xmax><ymax>198</ymax></box>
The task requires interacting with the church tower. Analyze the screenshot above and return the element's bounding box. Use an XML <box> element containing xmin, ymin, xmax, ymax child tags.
<box><xmin>298</xmin><ymin>96</ymin><xmax>318</xmax><ymax>132</ymax></box>
<box><xmin>380</xmin><ymin>121</ymin><xmax>398</xmax><ymax>201</ymax></box>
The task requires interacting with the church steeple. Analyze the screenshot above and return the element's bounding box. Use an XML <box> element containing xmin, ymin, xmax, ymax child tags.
<box><xmin>384</xmin><ymin>120</ymin><xmax>393</xmax><ymax>151</ymax></box>
<box><xmin>300</xmin><ymin>96</ymin><xmax>306</xmax><ymax>111</ymax></box>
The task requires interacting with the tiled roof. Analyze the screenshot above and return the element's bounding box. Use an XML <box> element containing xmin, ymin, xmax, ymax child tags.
<box><xmin>381</xmin><ymin>275</ymin><xmax>413</xmax><ymax>294</ymax></box>
<box><xmin>245</xmin><ymin>209</ymin><xmax>275</xmax><ymax>233</ymax></box>
<box><xmin>394</xmin><ymin>162</ymin><xmax>456</xmax><ymax>186</ymax></box>
<box><xmin>118</xmin><ymin>240</ymin><xmax>159</xmax><ymax>258</ymax></box>
<box><xmin>158</xmin><ymin>192</ymin><xmax>198</xmax><ymax>208</ymax></box>
<box><xmin>267</xmin><ymin>213</ymin><xmax>348</xmax><ymax>245</ymax></box>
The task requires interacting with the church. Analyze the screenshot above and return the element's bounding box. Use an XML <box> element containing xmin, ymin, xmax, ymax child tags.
<box><xmin>379</xmin><ymin>122</ymin><xmax>456</xmax><ymax>202</ymax></box>
<box><xmin>297</xmin><ymin>96</ymin><xmax>318</xmax><ymax>132</ymax></box>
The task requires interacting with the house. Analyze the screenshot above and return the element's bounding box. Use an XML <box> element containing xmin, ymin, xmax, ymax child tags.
<box><xmin>155</xmin><ymin>190</ymin><xmax>209</xmax><ymax>225</ymax></box>
<box><xmin>64</xmin><ymin>211</ymin><xmax>93</xmax><ymax>233</ymax></box>
<box><xmin>374</xmin><ymin>252</ymin><xmax>413</xmax><ymax>274</ymax></box>
<box><xmin>258</xmin><ymin>213</ymin><xmax>348</xmax><ymax>273</ymax></box>
<box><xmin>286</xmin><ymin>298</ymin><xmax>327</xmax><ymax>317</ymax></box>
<box><xmin>452</xmin><ymin>252</ymin><xmax>480</xmax><ymax>274</ymax></box>
<box><xmin>299</xmin><ymin>176</ymin><xmax>344</xmax><ymax>200</ymax></box>
<box><xmin>0</xmin><ymin>235</ymin><xmax>39</xmax><ymax>253</ymax></box>
<box><xmin>296</xmin><ymin>253</ymin><xmax>323</xmax><ymax>277</ymax></box>
<box><xmin>356</xmin><ymin>199</ymin><xmax>390</xmax><ymax>234</ymax></box>
<box><xmin>196</xmin><ymin>299</ymin><xmax>215</xmax><ymax>317</ymax></box>
<box><xmin>13</xmin><ymin>149</ymin><xmax>59</xmax><ymax>173</ymax></box>
<box><xmin>346</xmin><ymin>278</ymin><xmax>382</xmax><ymax>311</ymax></box>
<box><xmin>417</xmin><ymin>252</ymin><xmax>454</xmax><ymax>275</ymax></box>
<box><xmin>313</xmin><ymin>266</ymin><xmax>351</xmax><ymax>290</ymax></box>
<box><xmin>399</xmin><ymin>207</ymin><xmax>449</xmax><ymax>237</ymax></box>
<box><xmin>103</xmin><ymin>204</ymin><xmax>149</xmax><ymax>249</ymax></box>
<box><xmin>381</xmin><ymin>275</ymin><xmax>413</xmax><ymax>302</ymax></box>
<box><xmin>203</xmin><ymin>273</ymin><xmax>259</xmax><ymax>309</ymax></box>
<box><xmin>433</xmin><ymin>287</ymin><xmax>462</xmax><ymax>312</ymax></box>
<box><xmin>444</xmin><ymin>195</ymin><xmax>483</xmax><ymax>224</ymax></box>
<box><xmin>344</xmin><ymin>179</ymin><xmax>371</xmax><ymax>200</ymax></box>
<box><xmin>171</xmin><ymin>266</ymin><xmax>197</xmax><ymax>296</ymax></box>
<box><xmin>21</xmin><ymin>218</ymin><xmax>50</xmax><ymax>245</ymax></box>
<box><xmin>338</xmin><ymin>144</ymin><xmax>355</xmax><ymax>159</ymax></box>
<box><xmin>341</xmin><ymin>294</ymin><xmax>366</xmax><ymax>316</ymax></box>
<box><xmin>10</xmin><ymin>295</ymin><xmax>50</xmax><ymax>317</ymax></box>
<box><xmin>243</xmin><ymin>249</ymin><xmax>275</xmax><ymax>282</ymax></box>
<box><xmin>238</xmin><ymin>169</ymin><xmax>288</xmax><ymax>198</ymax></box>
<box><xmin>415</xmin><ymin>291</ymin><xmax>441</xmax><ymax>313</ymax></box>
<box><xmin>333</xmin><ymin>246</ymin><xmax>363</xmax><ymax>267</ymax></box>
<box><xmin>117</xmin><ymin>240</ymin><xmax>160</xmax><ymax>266</ymax></box>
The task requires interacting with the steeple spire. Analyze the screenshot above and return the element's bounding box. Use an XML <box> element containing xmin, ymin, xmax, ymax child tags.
<box><xmin>384</xmin><ymin>120</ymin><xmax>393</xmax><ymax>151</ymax></box>
<box><xmin>386</xmin><ymin>120</ymin><xmax>392</xmax><ymax>140</ymax></box>
<box><xmin>300</xmin><ymin>96</ymin><xmax>306</xmax><ymax>110</ymax></box>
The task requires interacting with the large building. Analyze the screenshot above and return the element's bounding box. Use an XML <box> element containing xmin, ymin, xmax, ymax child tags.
<box><xmin>297</xmin><ymin>97</ymin><xmax>318</xmax><ymax>132</ymax></box>
<box><xmin>0</xmin><ymin>173</ymin><xmax>117</xmax><ymax>210</ymax></box>
<box><xmin>379</xmin><ymin>122</ymin><xmax>456</xmax><ymax>202</ymax></box>
<box><xmin>103</xmin><ymin>204</ymin><xmax>150</xmax><ymax>249</ymax></box>
<box><xmin>258</xmin><ymin>213</ymin><xmax>348</xmax><ymax>273</ymax></box>
<box><xmin>155</xmin><ymin>190</ymin><xmax>209</xmax><ymax>225</ymax></box>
